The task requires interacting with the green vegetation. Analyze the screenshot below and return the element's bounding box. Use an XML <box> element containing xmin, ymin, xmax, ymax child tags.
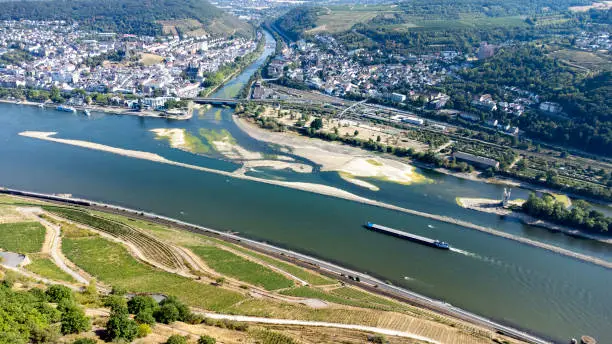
<box><xmin>0</xmin><ymin>222</ymin><xmax>46</xmax><ymax>253</ymax></box>
<box><xmin>184</xmin><ymin>131</ymin><xmax>212</xmax><ymax>154</ymax></box>
<box><xmin>190</xmin><ymin>245</ymin><xmax>294</xmax><ymax>290</ymax></box>
<box><xmin>280</xmin><ymin>286</ymin><xmax>412</xmax><ymax>313</ymax></box>
<box><xmin>452</xmin><ymin>45</ymin><xmax>611</xmax><ymax>157</ymax></box>
<box><xmin>198</xmin><ymin>128</ymin><xmax>237</xmax><ymax>146</ymax></box>
<box><xmin>249</xmin><ymin>329</ymin><xmax>298</xmax><ymax>344</ymax></box>
<box><xmin>44</xmin><ymin>205</ymin><xmax>184</xmax><ymax>269</ymax></box>
<box><xmin>522</xmin><ymin>193</ymin><xmax>611</xmax><ymax>234</ymax></box>
<box><xmin>25</xmin><ymin>256</ymin><xmax>77</xmax><ymax>283</ymax></box>
<box><xmin>0</xmin><ymin>284</ymin><xmax>63</xmax><ymax>344</ymax></box>
<box><xmin>166</xmin><ymin>335</ymin><xmax>188</xmax><ymax>344</ymax></box>
<box><xmin>0</xmin><ymin>0</ymin><xmax>249</xmax><ymax>37</ymax></box>
<box><xmin>0</xmin><ymin>49</ymin><xmax>34</xmax><ymax>66</ymax></box>
<box><xmin>214</xmin><ymin>109</ymin><xmax>222</xmax><ymax>121</ymax></box>
<box><xmin>62</xmin><ymin>235</ymin><xmax>244</xmax><ymax>311</ymax></box>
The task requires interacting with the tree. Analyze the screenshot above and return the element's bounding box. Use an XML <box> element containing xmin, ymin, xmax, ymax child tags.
<box><xmin>154</xmin><ymin>304</ymin><xmax>180</xmax><ymax>324</ymax></box>
<box><xmin>104</xmin><ymin>294</ymin><xmax>128</xmax><ymax>315</ymax></box>
<box><xmin>165</xmin><ymin>335</ymin><xmax>188</xmax><ymax>344</ymax></box>
<box><xmin>106</xmin><ymin>312</ymin><xmax>138</xmax><ymax>342</ymax></box>
<box><xmin>310</xmin><ymin>118</ymin><xmax>323</xmax><ymax>130</ymax></box>
<box><xmin>198</xmin><ymin>335</ymin><xmax>216</xmax><ymax>344</ymax></box>
<box><xmin>46</xmin><ymin>285</ymin><xmax>73</xmax><ymax>303</ymax></box>
<box><xmin>60</xmin><ymin>305</ymin><xmax>90</xmax><ymax>335</ymax></box>
<box><xmin>128</xmin><ymin>295</ymin><xmax>158</xmax><ymax>315</ymax></box>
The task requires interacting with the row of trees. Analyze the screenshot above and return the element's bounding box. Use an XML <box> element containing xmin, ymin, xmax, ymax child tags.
<box><xmin>522</xmin><ymin>193</ymin><xmax>611</xmax><ymax>234</ymax></box>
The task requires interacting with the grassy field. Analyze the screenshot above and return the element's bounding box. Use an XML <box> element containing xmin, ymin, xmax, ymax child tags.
<box><xmin>25</xmin><ymin>255</ymin><xmax>76</xmax><ymax>283</ymax></box>
<box><xmin>189</xmin><ymin>245</ymin><xmax>294</xmax><ymax>291</ymax></box>
<box><xmin>91</xmin><ymin>211</ymin><xmax>335</xmax><ymax>286</ymax></box>
<box><xmin>0</xmin><ymin>222</ymin><xmax>46</xmax><ymax>253</ymax></box>
<box><xmin>550</xmin><ymin>49</ymin><xmax>612</xmax><ymax>72</ymax></box>
<box><xmin>62</xmin><ymin>236</ymin><xmax>245</xmax><ymax>311</ymax></box>
<box><xmin>308</xmin><ymin>5</ymin><xmax>399</xmax><ymax>33</ymax></box>
<box><xmin>280</xmin><ymin>286</ymin><xmax>415</xmax><ymax>313</ymax></box>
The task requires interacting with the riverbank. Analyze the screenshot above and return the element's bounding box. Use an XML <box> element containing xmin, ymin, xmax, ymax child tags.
<box><xmin>236</xmin><ymin>114</ymin><xmax>612</xmax><ymax>208</ymax></box>
<box><xmin>0</xmin><ymin>189</ymin><xmax>546</xmax><ymax>344</ymax></box>
<box><xmin>456</xmin><ymin>197</ymin><xmax>612</xmax><ymax>245</ymax></box>
<box><xmin>0</xmin><ymin>98</ymin><xmax>193</xmax><ymax>120</ymax></box>
<box><xmin>18</xmin><ymin>130</ymin><xmax>612</xmax><ymax>270</ymax></box>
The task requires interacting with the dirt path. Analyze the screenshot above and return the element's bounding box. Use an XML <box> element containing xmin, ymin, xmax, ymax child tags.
<box><xmin>197</xmin><ymin>312</ymin><xmax>440</xmax><ymax>344</ymax></box>
<box><xmin>38</xmin><ymin>216</ymin><xmax>90</xmax><ymax>284</ymax></box>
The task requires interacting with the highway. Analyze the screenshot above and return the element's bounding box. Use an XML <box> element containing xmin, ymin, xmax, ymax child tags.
<box><xmin>1</xmin><ymin>188</ymin><xmax>554</xmax><ymax>344</ymax></box>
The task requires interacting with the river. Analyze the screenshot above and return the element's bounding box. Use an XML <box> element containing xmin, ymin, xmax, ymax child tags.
<box><xmin>0</xmin><ymin>30</ymin><xmax>610</xmax><ymax>343</ymax></box>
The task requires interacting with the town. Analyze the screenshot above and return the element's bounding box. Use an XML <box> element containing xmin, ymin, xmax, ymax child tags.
<box><xmin>0</xmin><ymin>20</ymin><xmax>259</xmax><ymax>107</ymax></box>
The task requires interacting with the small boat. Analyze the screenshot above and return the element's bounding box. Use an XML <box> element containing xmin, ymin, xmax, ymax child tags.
<box><xmin>83</xmin><ymin>109</ymin><xmax>91</xmax><ymax>116</ymax></box>
<box><xmin>56</xmin><ymin>105</ymin><xmax>77</xmax><ymax>113</ymax></box>
<box><xmin>38</xmin><ymin>103</ymin><xmax>45</xmax><ymax>109</ymax></box>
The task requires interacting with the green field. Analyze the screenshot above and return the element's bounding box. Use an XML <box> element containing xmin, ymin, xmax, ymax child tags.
<box><xmin>227</xmin><ymin>245</ymin><xmax>334</xmax><ymax>286</ymax></box>
<box><xmin>0</xmin><ymin>222</ymin><xmax>46</xmax><ymax>253</ymax></box>
<box><xmin>91</xmin><ymin>211</ymin><xmax>334</xmax><ymax>286</ymax></box>
<box><xmin>190</xmin><ymin>245</ymin><xmax>294</xmax><ymax>291</ymax></box>
<box><xmin>280</xmin><ymin>286</ymin><xmax>413</xmax><ymax>313</ymax></box>
<box><xmin>25</xmin><ymin>255</ymin><xmax>76</xmax><ymax>283</ymax></box>
<box><xmin>62</xmin><ymin>236</ymin><xmax>244</xmax><ymax>311</ymax></box>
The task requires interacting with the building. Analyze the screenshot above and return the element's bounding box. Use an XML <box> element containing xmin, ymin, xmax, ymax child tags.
<box><xmin>539</xmin><ymin>101</ymin><xmax>563</xmax><ymax>114</ymax></box>
<box><xmin>142</xmin><ymin>96</ymin><xmax>179</xmax><ymax>110</ymax></box>
<box><xmin>453</xmin><ymin>151</ymin><xmax>500</xmax><ymax>169</ymax></box>
<box><xmin>389</xmin><ymin>92</ymin><xmax>406</xmax><ymax>103</ymax></box>
<box><xmin>251</xmin><ymin>82</ymin><xmax>264</xmax><ymax>99</ymax></box>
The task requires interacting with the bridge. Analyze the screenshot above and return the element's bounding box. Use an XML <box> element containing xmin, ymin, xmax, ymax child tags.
<box><xmin>191</xmin><ymin>97</ymin><xmax>323</xmax><ymax>106</ymax></box>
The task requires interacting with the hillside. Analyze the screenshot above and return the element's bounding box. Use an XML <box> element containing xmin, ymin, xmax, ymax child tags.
<box><xmin>0</xmin><ymin>0</ymin><xmax>252</xmax><ymax>37</ymax></box>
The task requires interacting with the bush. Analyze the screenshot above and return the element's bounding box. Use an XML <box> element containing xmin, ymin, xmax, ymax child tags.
<box><xmin>111</xmin><ymin>285</ymin><xmax>127</xmax><ymax>296</ymax></box>
<box><xmin>106</xmin><ymin>312</ymin><xmax>138</xmax><ymax>342</ymax></box>
<box><xmin>135</xmin><ymin>308</ymin><xmax>156</xmax><ymax>325</ymax></box>
<box><xmin>60</xmin><ymin>305</ymin><xmax>91</xmax><ymax>335</ymax></box>
<box><xmin>165</xmin><ymin>335</ymin><xmax>188</xmax><ymax>344</ymax></box>
<box><xmin>198</xmin><ymin>335</ymin><xmax>216</xmax><ymax>344</ymax></box>
<box><xmin>137</xmin><ymin>323</ymin><xmax>152</xmax><ymax>338</ymax></box>
<box><xmin>73</xmin><ymin>338</ymin><xmax>96</xmax><ymax>344</ymax></box>
<box><xmin>104</xmin><ymin>295</ymin><xmax>128</xmax><ymax>315</ymax></box>
<box><xmin>154</xmin><ymin>304</ymin><xmax>180</xmax><ymax>324</ymax></box>
<box><xmin>46</xmin><ymin>285</ymin><xmax>73</xmax><ymax>303</ymax></box>
<box><xmin>158</xmin><ymin>296</ymin><xmax>191</xmax><ymax>322</ymax></box>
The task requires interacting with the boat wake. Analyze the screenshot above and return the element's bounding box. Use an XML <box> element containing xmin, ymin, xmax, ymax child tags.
<box><xmin>450</xmin><ymin>247</ymin><xmax>505</xmax><ymax>266</ymax></box>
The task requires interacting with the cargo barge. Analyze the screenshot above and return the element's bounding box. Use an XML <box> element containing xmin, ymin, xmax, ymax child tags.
<box><xmin>365</xmin><ymin>222</ymin><xmax>450</xmax><ymax>249</ymax></box>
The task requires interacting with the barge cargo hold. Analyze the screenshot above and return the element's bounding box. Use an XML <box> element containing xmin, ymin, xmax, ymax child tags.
<box><xmin>365</xmin><ymin>222</ymin><xmax>450</xmax><ymax>249</ymax></box>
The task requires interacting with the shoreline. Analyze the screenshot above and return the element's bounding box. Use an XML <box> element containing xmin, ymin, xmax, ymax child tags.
<box><xmin>0</xmin><ymin>188</ymin><xmax>551</xmax><ymax>344</ymax></box>
<box><xmin>456</xmin><ymin>197</ymin><xmax>612</xmax><ymax>245</ymax></box>
<box><xmin>0</xmin><ymin>98</ymin><xmax>193</xmax><ymax>121</ymax></box>
<box><xmin>235</xmin><ymin>114</ymin><xmax>612</xmax><ymax>208</ymax></box>
<box><xmin>17</xmin><ymin>131</ymin><xmax>612</xmax><ymax>270</ymax></box>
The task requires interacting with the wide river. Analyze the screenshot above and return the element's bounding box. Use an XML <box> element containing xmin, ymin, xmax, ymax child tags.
<box><xmin>1</xmin><ymin>31</ymin><xmax>611</xmax><ymax>343</ymax></box>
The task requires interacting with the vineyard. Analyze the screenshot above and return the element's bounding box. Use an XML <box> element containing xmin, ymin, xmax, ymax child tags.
<box><xmin>43</xmin><ymin>206</ymin><xmax>186</xmax><ymax>271</ymax></box>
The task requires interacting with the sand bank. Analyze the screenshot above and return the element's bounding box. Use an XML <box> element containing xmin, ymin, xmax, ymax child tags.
<box><xmin>339</xmin><ymin>172</ymin><xmax>380</xmax><ymax>191</ymax></box>
<box><xmin>150</xmin><ymin>128</ymin><xmax>187</xmax><ymax>149</ymax></box>
<box><xmin>20</xmin><ymin>131</ymin><xmax>612</xmax><ymax>270</ymax></box>
<box><xmin>234</xmin><ymin>117</ymin><xmax>430</xmax><ymax>188</ymax></box>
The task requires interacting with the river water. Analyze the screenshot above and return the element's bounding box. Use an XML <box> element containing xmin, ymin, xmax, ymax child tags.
<box><xmin>0</xmin><ymin>31</ymin><xmax>610</xmax><ymax>343</ymax></box>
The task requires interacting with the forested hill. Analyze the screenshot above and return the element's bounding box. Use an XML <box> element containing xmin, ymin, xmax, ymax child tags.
<box><xmin>0</xmin><ymin>0</ymin><xmax>252</xmax><ymax>37</ymax></box>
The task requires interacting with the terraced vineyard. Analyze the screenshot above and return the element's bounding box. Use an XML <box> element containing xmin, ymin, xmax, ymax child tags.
<box><xmin>43</xmin><ymin>206</ymin><xmax>186</xmax><ymax>271</ymax></box>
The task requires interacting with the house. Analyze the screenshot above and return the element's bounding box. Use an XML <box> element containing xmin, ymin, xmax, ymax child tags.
<box><xmin>477</xmin><ymin>42</ymin><xmax>496</xmax><ymax>59</ymax></box>
<box><xmin>539</xmin><ymin>102</ymin><xmax>562</xmax><ymax>114</ymax></box>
